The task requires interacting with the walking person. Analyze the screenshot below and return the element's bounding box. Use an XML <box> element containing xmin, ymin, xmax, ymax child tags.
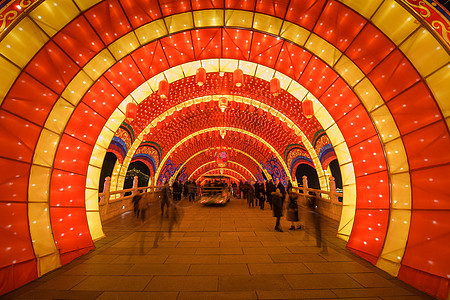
<box><xmin>272</xmin><ymin>188</ymin><xmax>284</xmax><ymax>232</ymax></box>
<box><xmin>161</xmin><ymin>180</ymin><xmax>171</xmax><ymax>217</ymax></box>
<box><xmin>247</xmin><ymin>183</ymin><xmax>255</xmax><ymax>208</ymax></box>
<box><xmin>258</xmin><ymin>181</ymin><xmax>265</xmax><ymax>210</ymax></box>
<box><xmin>286</xmin><ymin>192</ymin><xmax>301</xmax><ymax>230</ymax></box>
<box><xmin>266</xmin><ymin>179</ymin><xmax>276</xmax><ymax>210</ymax></box>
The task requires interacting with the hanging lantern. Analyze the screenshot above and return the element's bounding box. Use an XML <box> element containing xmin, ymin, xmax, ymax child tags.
<box><xmin>218</xmin><ymin>97</ymin><xmax>228</xmax><ymax>112</ymax></box>
<box><xmin>200</xmin><ymin>102</ymin><xmax>205</xmax><ymax>111</ymax></box>
<box><xmin>274</xmin><ymin>117</ymin><xmax>280</xmax><ymax>125</ymax></box>
<box><xmin>257</xmin><ymin>107</ymin><xmax>264</xmax><ymax>116</ymax></box>
<box><xmin>190</xmin><ymin>103</ymin><xmax>197</xmax><ymax>112</ymax></box>
<box><xmin>249</xmin><ymin>105</ymin><xmax>255</xmax><ymax>113</ymax></box>
<box><xmin>239</xmin><ymin>102</ymin><xmax>246</xmax><ymax>111</ymax></box>
<box><xmin>270</xmin><ymin>78</ymin><xmax>281</xmax><ymax>96</ymax></box>
<box><xmin>196</xmin><ymin>67</ymin><xmax>206</xmax><ymax>86</ymax></box>
<box><xmin>266</xmin><ymin>111</ymin><xmax>273</xmax><ymax>121</ymax></box>
<box><xmin>220</xmin><ymin>129</ymin><xmax>226</xmax><ymax>139</ymax></box>
<box><xmin>209</xmin><ymin>100</ymin><xmax>215</xmax><ymax>109</ymax></box>
<box><xmin>303</xmin><ymin>99</ymin><xmax>314</xmax><ymax>119</ymax></box>
<box><xmin>158</xmin><ymin>79</ymin><xmax>169</xmax><ymax>98</ymax></box>
<box><xmin>181</xmin><ymin>106</ymin><xmax>188</xmax><ymax>115</ymax></box>
<box><xmin>126</xmin><ymin>102</ymin><xmax>137</xmax><ymax>122</ymax></box>
<box><xmin>233</xmin><ymin>69</ymin><xmax>244</xmax><ymax>87</ymax></box>
<box><xmin>156</xmin><ymin>121</ymin><xmax>162</xmax><ymax>130</ymax></box>
<box><xmin>173</xmin><ymin>110</ymin><xmax>179</xmax><ymax>119</ymax></box>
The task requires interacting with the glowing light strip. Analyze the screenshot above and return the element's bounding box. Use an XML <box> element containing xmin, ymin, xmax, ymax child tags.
<box><xmin>188</xmin><ymin>161</ymin><xmax>256</xmax><ymax>181</ymax></box>
<box><xmin>196</xmin><ymin>168</ymin><xmax>247</xmax><ymax>182</ymax></box>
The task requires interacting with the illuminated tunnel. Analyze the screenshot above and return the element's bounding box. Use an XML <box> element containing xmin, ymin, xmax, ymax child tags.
<box><xmin>0</xmin><ymin>0</ymin><xmax>449</xmax><ymax>298</ymax></box>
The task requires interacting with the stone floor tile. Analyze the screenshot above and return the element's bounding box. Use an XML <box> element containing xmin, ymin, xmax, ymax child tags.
<box><xmin>332</xmin><ymin>287</ymin><xmax>416</xmax><ymax>298</ymax></box>
<box><xmin>34</xmin><ymin>275</ymin><xmax>87</xmax><ymax>290</ymax></box>
<box><xmin>111</xmin><ymin>255</ymin><xmax>168</xmax><ymax>264</ymax></box>
<box><xmin>83</xmin><ymin>255</ymin><xmax>119</xmax><ymax>264</ymax></box>
<box><xmin>147</xmin><ymin>247</ymin><xmax>196</xmax><ymax>255</ymax></box>
<box><xmin>71</xmin><ymin>275</ymin><xmax>152</xmax><ymax>291</ymax></box>
<box><xmin>304</xmin><ymin>261</ymin><xmax>372</xmax><ymax>273</ymax></box>
<box><xmin>196</xmin><ymin>247</ymin><xmax>243</xmax><ymax>255</ymax></box>
<box><xmin>218</xmin><ymin>275</ymin><xmax>292</xmax><ymax>291</ymax></box>
<box><xmin>284</xmin><ymin>274</ymin><xmax>363</xmax><ymax>289</ymax></box>
<box><xmin>62</xmin><ymin>263</ymin><xmax>133</xmax><ymax>276</ymax></box>
<box><xmin>165</xmin><ymin>254</ymin><xmax>219</xmax><ymax>264</ymax></box>
<box><xmin>145</xmin><ymin>276</ymin><xmax>218</xmax><ymax>291</ymax></box>
<box><xmin>126</xmin><ymin>263</ymin><xmax>190</xmax><ymax>275</ymax></box>
<box><xmin>178</xmin><ymin>291</ymin><xmax>258</xmax><ymax>299</ymax></box>
<box><xmin>98</xmin><ymin>247</ymin><xmax>152</xmax><ymax>255</ymax></box>
<box><xmin>219</xmin><ymin>254</ymin><xmax>273</xmax><ymax>264</ymax></box>
<box><xmin>184</xmin><ymin>232</ymin><xmax>220</xmax><ymax>237</ymax></box>
<box><xmin>243</xmin><ymin>247</ymin><xmax>290</xmax><ymax>254</ymax></box>
<box><xmin>381</xmin><ymin>296</ymin><xmax>434</xmax><ymax>300</ymax></box>
<box><xmin>177</xmin><ymin>241</ymin><xmax>220</xmax><ymax>248</ymax></box>
<box><xmin>248</xmin><ymin>263</ymin><xmax>311</xmax><ymax>275</ymax></box>
<box><xmin>13</xmin><ymin>289</ymin><xmax>103</xmax><ymax>299</ymax></box>
<box><xmin>348</xmin><ymin>273</ymin><xmax>397</xmax><ymax>288</ymax></box>
<box><xmin>188</xmin><ymin>264</ymin><xmax>249</xmax><ymax>276</ymax></box>
<box><xmin>256</xmin><ymin>289</ymin><xmax>337</xmax><ymax>299</ymax></box>
<box><xmin>270</xmin><ymin>253</ymin><xmax>327</xmax><ymax>263</ymax></box>
<box><xmin>96</xmin><ymin>291</ymin><xmax>178</xmax><ymax>300</ymax></box>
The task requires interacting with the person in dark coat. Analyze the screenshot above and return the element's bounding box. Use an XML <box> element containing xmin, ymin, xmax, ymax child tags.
<box><xmin>161</xmin><ymin>180</ymin><xmax>171</xmax><ymax>216</ymax></box>
<box><xmin>277</xmin><ymin>180</ymin><xmax>286</xmax><ymax>199</ymax></box>
<box><xmin>286</xmin><ymin>179</ymin><xmax>293</xmax><ymax>194</ymax></box>
<box><xmin>272</xmin><ymin>188</ymin><xmax>284</xmax><ymax>232</ymax></box>
<box><xmin>286</xmin><ymin>192</ymin><xmax>301</xmax><ymax>230</ymax></box>
<box><xmin>247</xmin><ymin>183</ymin><xmax>255</xmax><ymax>207</ymax></box>
<box><xmin>258</xmin><ymin>181</ymin><xmax>265</xmax><ymax>210</ymax></box>
<box><xmin>266</xmin><ymin>179</ymin><xmax>276</xmax><ymax>210</ymax></box>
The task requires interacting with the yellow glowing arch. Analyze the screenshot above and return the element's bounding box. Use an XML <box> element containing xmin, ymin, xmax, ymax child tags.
<box><xmin>197</xmin><ymin>168</ymin><xmax>248</xmax><ymax>182</ymax></box>
<box><xmin>188</xmin><ymin>161</ymin><xmax>256</xmax><ymax>181</ymax></box>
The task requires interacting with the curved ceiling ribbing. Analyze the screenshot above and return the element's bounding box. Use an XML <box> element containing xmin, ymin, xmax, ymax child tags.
<box><xmin>0</xmin><ymin>0</ymin><xmax>449</xmax><ymax>299</ymax></box>
<box><xmin>188</xmin><ymin>160</ymin><xmax>258</xmax><ymax>181</ymax></box>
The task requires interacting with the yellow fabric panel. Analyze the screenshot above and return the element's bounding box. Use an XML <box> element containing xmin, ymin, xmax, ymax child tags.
<box><xmin>86</xmin><ymin>165</ymin><xmax>101</xmax><ymax>189</ymax></box>
<box><xmin>255</xmin><ymin>65</ymin><xmax>275</xmax><ymax>82</ymax></box>
<box><xmin>165</xmin><ymin>12</ymin><xmax>194</xmax><ymax>34</ymax></box>
<box><xmin>96</xmin><ymin>126</ymin><xmax>115</xmax><ymax>149</ymax></box>
<box><xmin>146</xmin><ymin>73</ymin><xmax>167</xmax><ymax>94</ymax></box>
<box><xmin>0</xmin><ymin>56</ymin><xmax>20</xmax><ymax>105</ymax></box>
<box><xmin>334</xmin><ymin>55</ymin><xmax>365</xmax><ymax>87</ymax></box>
<box><xmin>225</xmin><ymin>10</ymin><xmax>253</xmax><ymax>28</ymax></box>
<box><xmin>280</xmin><ymin>21</ymin><xmax>308</xmax><ymax>47</ymax></box>
<box><xmin>200</xmin><ymin>59</ymin><xmax>220</xmax><ymax>73</ymax></box>
<box><xmin>340</xmin><ymin>162</ymin><xmax>356</xmax><ymax>186</ymax></box>
<box><xmin>334</xmin><ymin>142</ymin><xmax>352</xmax><ymax>165</ymax></box>
<box><xmin>354</xmin><ymin>78</ymin><xmax>384</xmax><ymax>112</ymax></box>
<box><xmin>286</xmin><ymin>81</ymin><xmax>308</xmax><ymax>102</ymax></box>
<box><xmin>305</xmin><ymin>34</ymin><xmax>342</xmax><ymax>67</ymax></box>
<box><xmin>86</xmin><ymin>211</ymin><xmax>105</xmax><ymax>241</ymax></box>
<box><xmin>338</xmin><ymin>184</ymin><xmax>356</xmax><ymax>239</ymax></box>
<box><xmin>376</xmin><ymin>209</ymin><xmax>411</xmax><ymax>271</ymax></box>
<box><xmin>29</xmin><ymin>0</ymin><xmax>80</xmax><ymax>37</ymax></box>
<box><xmin>117</xmin><ymin>96</ymin><xmax>135</xmax><ymax>115</ymax></box>
<box><xmin>83</xmin><ymin>49</ymin><xmax>116</xmax><ymax>80</ymax></box>
<box><xmin>38</xmin><ymin>252</ymin><xmax>61</xmax><ymax>277</ymax></box>
<box><xmin>238</xmin><ymin>60</ymin><xmax>257</xmax><ymax>76</ymax></box>
<box><xmin>400</xmin><ymin>27</ymin><xmax>450</xmax><ymax>77</ymax></box>
<box><xmin>33</xmin><ymin>129</ymin><xmax>61</xmax><ymax>167</ymax></box>
<box><xmin>89</xmin><ymin>145</ymin><xmax>107</xmax><ymax>168</ymax></box>
<box><xmin>193</xmin><ymin>10</ymin><xmax>224</xmax><ymax>27</ymax></box>
<box><xmin>376</xmin><ymin>257</ymin><xmax>400</xmax><ymax>277</ymax></box>
<box><xmin>339</xmin><ymin>0</ymin><xmax>382</xmax><ymax>19</ymax></box>
<box><xmin>371</xmin><ymin>105</ymin><xmax>400</xmax><ymax>143</ymax></box>
<box><xmin>315</xmin><ymin>104</ymin><xmax>335</xmax><ymax>130</ymax></box>
<box><xmin>28</xmin><ymin>165</ymin><xmax>51</xmax><ymax>203</ymax></box>
<box><xmin>73</xmin><ymin>0</ymin><xmax>101</xmax><ymax>11</ymax></box>
<box><xmin>219</xmin><ymin>59</ymin><xmax>239</xmax><ymax>73</ymax></box>
<box><xmin>132</xmin><ymin>81</ymin><xmax>153</xmax><ymax>104</ymax></box>
<box><xmin>253</xmin><ymin>13</ymin><xmax>283</xmax><ymax>36</ymax></box>
<box><xmin>0</xmin><ymin>17</ymin><xmax>49</xmax><ymax>68</ymax></box>
<box><xmin>28</xmin><ymin>203</ymin><xmax>58</xmax><ymax>257</ymax></box>
<box><xmin>85</xmin><ymin>188</ymin><xmax>100</xmax><ymax>211</ymax></box>
<box><xmin>61</xmin><ymin>70</ymin><xmax>93</xmax><ymax>106</ymax></box>
<box><xmin>164</xmin><ymin>65</ymin><xmax>185</xmax><ymax>83</ymax></box>
<box><xmin>274</xmin><ymin>71</ymin><xmax>292</xmax><ymax>91</ymax></box>
<box><xmin>44</xmin><ymin>98</ymin><xmax>75</xmax><ymax>133</ymax></box>
<box><xmin>390</xmin><ymin>172</ymin><xmax>412</xmax><ymax>209</ymax></box>
<box><xmin>371</xmin><ymin>0</ymin><xmax>420</xmax><ymax>45</ymax></box>
<box><xmin>108</xmin><ymin>32</ymin><xmax>140</xmax><ymax>60</ymax></box>
<box><xmin>426</xmin><ymin>64</ymin><xmax>450</xmax><ymax>118</ymax></box>
<box><xmin>385</xmin><ymin>138</ymin><xmax>409</xmax><ymax>174</ymax></box>
<box><xmin>135</xmin><ymin>19</ymin><xmax>168</xmax><ymax>45</ymax></box>
<box><xmin>181</xmin><ymin>60</ymin><xmax>202</xmax><ymax>77</ymax></box>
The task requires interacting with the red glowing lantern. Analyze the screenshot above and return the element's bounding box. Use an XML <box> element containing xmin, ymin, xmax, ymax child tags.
<box><xmin>182</xmin><ymin>107</ymin><xmax>188</xmax><ymax>115</ymax></box>
<box><xmin>302</xmin><ymin>99</ymin><xmax>314</xmax><ymax>119</ymax></box>
<box><xmin>239</xmin><ymin>102</ymin><xmax>246</xmax><ymax>111</ymax></box>
<box><xmin>190</xmin><ymin>103</ymin><xmax>197</xmax><ymax>112</ymax></box>
<box><xmin>209</xmin><ymin>100</ymin><xmax>215</xmax><ymax>109</ymax></box>
<box><xmin>233</xmin><ymin>68</ymin><xmax>244</xmax><ymax>87</ymax></box>
<box><xmin>196</xmin><ymin>67</ymin><xmax>206</xmax><ymax>86</ymax></box>
<box><xmin>200</xmin><ymin>102</ymin><xmax>205</xmax><ymax>111</ymax></box>
<box><xmin>230</xmin><ymin>100</ymin><xmax>236</xmax><ymax>109</ymax></box>
<box><xmin>218</xmin><ymin>97</ymin><xmax>228</xmax><ymax>112</ymax></box>
<box><xmin>274</xmin><ymin>117</ymin><xmax>280</xmax><ymax>125</ymax></box>
<box><xmin>266</xmin><ymin>111</ymin><xmax>273</xmax><ymax>121</ymax></box>
<box><xmin>249</xmin><ymin>105</ymin><xmax>255</xmax><ymax>113</ymax></box>
<box><xmin>158</xmin><ymin>79</ymin><xmax>169</xmax><ymax>98</ymax></box>
<box><xmin>257</xmin><ymin>108</ymin><xmax>264</xmax><ymax>116</ymax></box>
<box><xmin>270</xmin><ymin>78</ymin><xmax>281</xmax><ymax>96</ymax></box>
<box><xmin>173</xmin><ymin>110</ymin><xmax>179</xmax><ymax>118</ymax></box>
<box><xmin>126</xmin><ymin>102</ymin><xmax>137</xmax><ymax>122</ymax></box>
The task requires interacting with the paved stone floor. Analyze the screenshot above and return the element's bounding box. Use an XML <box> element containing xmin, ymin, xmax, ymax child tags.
<box><xmin>2</xmin><ymin>197</ymin><xmax>434</xmax><ymax>299</ymax></box>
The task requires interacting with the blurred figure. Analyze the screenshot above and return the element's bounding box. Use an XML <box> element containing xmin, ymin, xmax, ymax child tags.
<box><xmin>131</xmin><ymin>192</ymin><xmax>142</xmax><ymax>218</ymax></box>
<box><xmin>266</xmin><ymin>179</ymin><xmax>276</xmax><ymax>210</ymax></box>
<box><xmin>277</xmin><ymin>180</ymin><xmax>286</xmax><ymax>200</ymax></box>
<box><xmin>138</xmin><ymin>192</ymin><xmax>149</xmax><ymax>224</ymax></box>
<box><xmin>247</xmin><ymin>183</ymin><xmax>255</xmax><ymax>208</ymax></box>
<box><xmin>308</xmin><ymin>192</ymin><xmax>327</xmax><ymax>254</ymax></box>
<box><xmin>232</xmin><ymin>181</ymin><xmax>237</xmax><ymax>197</ymax></box>
<box><xmin>258</xmin><ymin>181</ymin><xmax>265</xmax><ymax>210</ymax></box>
<box><xmin>168</xmin><ymin>201</ymin><xmax>183</xmax><ymax>237</ymax></box>
<box><xmin>173</xmin><ymin>180</ymin><xmax>181</xmax><ymax>201</ymax></box>
<box><xmin>161</xmin><ymin>180</ymin><xmax>171</xmax><ymax>217</ymax></box>
<box><xmin>286</xmin><ymin>192</ymin><xmax>301</xmax><ymax>230</ymax></box>
<box><xmin>188</xmin><ymin>181</ymin><xmax>196</xmax><ymax>202</ymax></box>
<box><xmin>272</xmin><ymin>188</ymin><xmax>284</xmax><ymax>232</ymax></box>
<box><xmin>286</xmin><ymin>179</ymin><xmax>293</xmax><ymax>193</ymax></box>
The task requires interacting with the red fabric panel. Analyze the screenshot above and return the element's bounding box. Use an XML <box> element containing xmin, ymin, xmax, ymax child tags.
<box><xmin>192</xmin><ymin>0</ymin><xmax>224</xmax><ymax>10</ymax></box>
<box><xmin>64</xmin><ymin>102</ymin><xmax>107</xmax><ymax>146</ymax></box>
<box><xmin>411</xmin><ymin>164</ymin><xmax>450</xmax><ymax>210</ymax></box>
<box><xmin>319</xmin><ymin>77</ymin><xmax>360</xmax><ymax>122</ymax></box>
<box><xmin>159</xmin><ymin>0</ymin><xmax>192</xmax><ymax>16</ymax></box>
<box><xmin>0</xmin><ymin>159</ymin><xmax>30</xmax><ymax>202</ymax></box>
<box><xmin>119</xmin><ymin>0</ymin><xmax>162</xmax><ymax>28</ymax></box>
<box><xmin>0</xmin><ymin>203</ymin><xmax>36</xmax><ymax>269</ymax></box>
<box><xmin>0</xmin><ymin>110</ymin><xmax>41</xmax><ymax>163</ymax></box>
<box><xmin>0</xmin><ymin>266</ymin><xmax>14</xmax><ymax>296</ymax></box>
<box><xmin>255</xmin><ymin>0</ymin><xmax>289</xmax><ymax>18</ymax></box>
<box><xmin>345</xmin><ymin>23</ymin><xmax>395</xmax><ymax>74</ymax></box>
<box><xmin>222</xmin><ymin>28</ymin><xmax>252</xmax><ymax>61</ymax></box>
<box><xmin>0</xmin><ymin>260</ymin><xmax>38</xmax><ymax>296</ymax></box>
<box><xmin>336</xmin><ymin>104</ymin><xmax>378</xmax><ymax>147</ymax></box>
<box><xmin>346</xmin><ymin>209</ymin><xmax>389</xmax><ymax>260</ymax></box>
<box><xmin>275</xmin><ymin>42</ymin><xmax>311</xmax><ymax>81</ymax></box>
<box><xmin>387</xmin><ymin>81</ymin><xmax>441</xmax><ymax>136</ymax></box>
<box><xmin>53</xmin><ymin>134</ymin><xmax>94</xmax><ymax>175</ymax></box>
<box><xmin>402</xmin><ymin>210</ymin><xmax>450</xmax><ymax>279</ymax></box>
<box><xmin>285</xmin><ymin>0</ymin><xmax>327</xmax><ymax>31</ymax></box>
<box><xmin>53</xmin><ymin>16</ymin><xmax>105</xmax><ymax>67</ymax></box>
<box><xmin>398</xmin><ymin>265</ymin><xmax>449</xmax><ymax>300</ymax></box>
<box><xmin>249</xmin><ymin>32</ymin><xmax>283</xmax><ymax>69</ymax></box>
<box><xmin>60</xmin><ymin>246</ymin><xmax>94</xmax><ymax>266</ymax></box>
<box><xmin>313</xmin><ymin>0</ymin><xmax>366</xmax><ymax>52</ymax></box>
<box><xmin>192</xmin><ymin>28</ymin><xmax>222</xmax><ymax>60</ymax></box>
<box><xmin>84</xmin><ymin>0</ymin><xmax>132</xmax><ymax>45</ymax></box>
<box><xmin>402</xmin><ymin>121</ymin><xmax>450</xmax><ymax>171</ymax></box>
<box><xmin>347</xmin><ymin>248</ymin><xmax>378</xmax><ymax>265</ymax></box>
<box><xmin>2</xmin><ymin>72</ymin><xmax>58</xmax><ymax>126</ymax></box>
<box><xmin>348</xmin><ymin>138</ymin><xmax>387</xmax><ymax>177</ymax></box>
<box><xmin>50</xmin><ymin>170</ymin><xmax>86</xmax><ymax>207</ymax></box>
<box><xmin>50</xmin><ymin>207</ymin><xmax>93</xmax><ymax>256</ymax></box>
<box><xmin>355</xmin><ymin>171</ymin><xmax>390</xmax><ymax>209</ymax></box>
<box><xmin>368</xmin><ymin>49</ymin><xmax>421</xmax><ymax>101</ymax></box>
<box><xmin>160</xmin><ymin>34</ymin><xmax>196</xmax><ymax>67</ymax></box>
<box><xmin>25</xmin><ymin>41</ymin><xmax>80</xmax><ymax>94</ymax></box>
<box><xmin>298</xmin><ymin>57</ymin><xmax>338</xmax><ymax>98</ymax></box>
<box><xmin>82</xmin><ymin>76</ymin><xmax>123</xmax><ymax>119</ymax></box>
<box><xmin>104</xmin><ymin>56</ymin><xmax>146</xmax><ymax>97</ymax></box>
<box><xmin>131</xmin><ymin>41</ymin><xmax>170</xmax><ymax>80</ymax></box>
<box><xmin>225</xmin><ymin>0</ymin><xmax>256</xmax><ymax>11</ymax></box>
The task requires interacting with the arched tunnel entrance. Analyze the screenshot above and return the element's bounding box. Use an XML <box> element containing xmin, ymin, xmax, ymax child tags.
<box><xmin>0</xmin><ymin>0</ymin><xmax>449</xmax><ymax>298</ymax></box>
